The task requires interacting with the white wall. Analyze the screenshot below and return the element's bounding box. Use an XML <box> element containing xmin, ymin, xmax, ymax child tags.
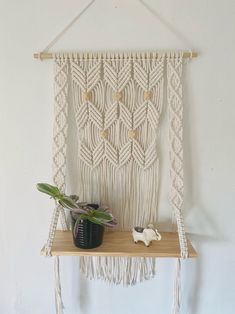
<box><xmin>0</xmin><ymin>0</ymin><xmax>235</xmax><ymax>313</ymax></box>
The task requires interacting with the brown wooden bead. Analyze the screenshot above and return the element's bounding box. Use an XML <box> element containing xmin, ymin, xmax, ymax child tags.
<box><xmin>114</xmin><ymin>91</ymin><xmax>123</xmax><ymax>101</ymax></box>
<box><xmin>128</xmin><ymin>130</ymin><xmax>137</xmax><ymax>139</ymax></box>
<box><xmin>100</xmin><ymin>130</ymin><xmax>108</xmax><ymax>139</ymax></box>
<box><xmin>144</xmin><ymin>91</ymin><xmax>152</xmax><ymax>101</ymax></box>
<box><xmin>83</xmin><ymin>91</ymin><xmax>92</xmax><ymax>102</ymax></box>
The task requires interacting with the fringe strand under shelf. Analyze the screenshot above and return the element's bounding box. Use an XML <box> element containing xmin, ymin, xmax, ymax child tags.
<box><xmin>33</xmin><ymin>51</ymin><xmax>198</xmax><ymax>60</ymax></box>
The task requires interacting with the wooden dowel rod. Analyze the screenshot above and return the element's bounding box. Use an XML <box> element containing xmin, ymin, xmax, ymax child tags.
<box><xmin>34</xmin><ymin>51</ymin><xmax>198</xmax><ymax>60</ymax></box>
<box><xmin>34</xmin><ymin>53</ymin><xmax>53</xmax><ymax>60</ymax></box>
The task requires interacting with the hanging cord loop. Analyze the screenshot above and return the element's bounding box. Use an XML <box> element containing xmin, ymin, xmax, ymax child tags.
<box><xmin>42</xmin><ymin>0</ymin><xmax>97</xmax><ymax>53</ymax></box>
<box><xmin>37</xmin><ymin>0</ymin><xmax>195</xmax><ymax>59</ymax></box>
<box><xmin>34</xmin><ymin>0</ymin><xmax>197</xmax><ymax>60</ymax></box>
<box><xmin>138</xmin><ymin>0</ymin><xmax>194</xmax><ymax>54</ymax></box>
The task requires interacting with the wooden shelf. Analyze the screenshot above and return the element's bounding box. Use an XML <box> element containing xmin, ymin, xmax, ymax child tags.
<box><xmin>45</xmin><ymin>231</ymin><xmax>197</xmax><ymax>258</ymax></box>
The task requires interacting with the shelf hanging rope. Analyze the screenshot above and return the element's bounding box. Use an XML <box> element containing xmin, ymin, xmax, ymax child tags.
<box><xmin>33</xmin><ymin>0</ymin><xmax>197</xmax><ymax>61</ymax></box>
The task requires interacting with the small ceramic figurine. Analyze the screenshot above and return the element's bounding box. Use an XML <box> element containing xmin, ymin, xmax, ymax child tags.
<box><xmin>132</xmin><ymin>224</ymin><xmax>161</xmax><ymax>247</ymax></box>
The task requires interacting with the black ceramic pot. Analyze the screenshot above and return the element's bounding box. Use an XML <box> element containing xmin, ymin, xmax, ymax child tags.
<box><xmin>71</xmin><ymin>204</ymin><xmax>104</xmax><ymax>249</ymax></box>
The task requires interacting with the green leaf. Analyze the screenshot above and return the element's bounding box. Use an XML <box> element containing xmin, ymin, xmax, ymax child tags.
<box><xmin>92</xmin><ymin>210</ymin><xmax>112</xmax><ymax>221</ymax></box>
<box><xmin>37</xmin><ymin>183</ymin><xmax>60</xmax><ymax>198</ymax></box>
<box><xmin>87</xmin><ymin>216</ymin><xmax>103</xmax><ymax>225</ymax></box>
<box><xmin>77</xmin><ymin>214</ymin><xmax>88</xmax><ymax>221</ymax></box>
<box><xmin>59</xmin><ymin>196</ymin><xmax>78</xmax><ymax>210</ymax></box>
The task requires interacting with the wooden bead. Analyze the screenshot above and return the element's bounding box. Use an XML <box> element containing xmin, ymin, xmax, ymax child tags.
<box><xmin>100</xmin><ymin>130</ymin><xmax>108</xmax><ymax>139</ymax></box>
<box><xmin>114</xmin><ymin>92</ymin><xmax>123</xmax><ymax>101</ymax></box>
<box><xmin>83</xmin><ymin>91</ymin><xmax>92</xmax><ymax>102</ymax></box>
<box><xmin>144</xmin><ymin>91</ymin><xmax>152</xmax><ymax>101</ymax></box>
<box><xmin>128</xmin><ymin>130</ymin><xmax>137</xmax><ymax>139</ymax></box>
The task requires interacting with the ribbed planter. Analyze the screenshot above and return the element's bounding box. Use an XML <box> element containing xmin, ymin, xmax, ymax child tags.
<box><xmin>71</xmin><ymin>204</ymin><xmax>104</xmax><ymax>249</ymax></box>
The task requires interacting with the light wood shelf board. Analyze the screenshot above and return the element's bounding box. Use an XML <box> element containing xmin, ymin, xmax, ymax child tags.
<box><xmin>44</xmin><ymin>231</ymin><xmax>197</xmax><ymax>258</ymax></box>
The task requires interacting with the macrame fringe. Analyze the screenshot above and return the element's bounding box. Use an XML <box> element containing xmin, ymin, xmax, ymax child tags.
<box><xmin>77</xmin><ymin>160</ymin><xmax>159</xmax><ymax>285</ymax></box>
<box><xmin>80</xmin><ymin>256</ymin><xmax>156</xmax><ymax>286</ymax></box>
<box><xmin>172</xmin><ymin>258</ymin><xmax>181</xmax><ymax>314</ymax></box>
<box><xmin>76</xmin><ymin>160</ymin><xmax>159</xmax><ymax>229</ymax></box>
<box><xmin>54</xmin><ymin>256</ymin><xmax>64</xmax><ymax>314</ymax></box>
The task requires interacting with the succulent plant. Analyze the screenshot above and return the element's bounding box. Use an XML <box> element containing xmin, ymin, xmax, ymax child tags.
<box><xmin>37</xmin><ymin>183</ymin><xmax>117</xmax><ymax>228</ymax></box>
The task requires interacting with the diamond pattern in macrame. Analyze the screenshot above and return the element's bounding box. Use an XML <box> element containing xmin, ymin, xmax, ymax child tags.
<box><xmin>70</xmin><ymin>56</ymin><xmax>165</xmax><ymax>169</ymax></box>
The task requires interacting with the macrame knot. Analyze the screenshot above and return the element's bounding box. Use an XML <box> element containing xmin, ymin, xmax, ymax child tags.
<box><xmin>114</xmin><ymin>91</ymin><xmax>123</xmax><ymax>101</ymax></box>
<box><xmin>100</xmin><ymin>130</ymin><xmax>108</xmax><ymax>139</ymax></box>
<box><xmin>83</xmin><ymin>91</ymin><xmax>92</xmax><ymax>102</ymax></box>
<box><xmin>128</xmin><ymin>130</ymin><xmax>137</xmax><ymax>139</ymax></box>
<box><xmin>144</xmin><ymin>90</ymin><xmax>152</xmax><ymax>101</ymax></box>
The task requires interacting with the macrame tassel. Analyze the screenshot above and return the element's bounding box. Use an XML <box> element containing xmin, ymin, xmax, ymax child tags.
<box><xmin>54</xmin><ymin>256</ymin><xmax>64</xmax><ymax>314</ymax></box>
<box><xmin>41</xmin><ymin>244</ymin><xmax>52</xmax><ymax>256</ymax></box>
<box><xmin>172</xmin><ymin>259</ymin><xmax>181</xmax><ymax>314</ymax></box>
<box><xmin>80</xmin><ymin>256</ymin><xmax>156</xmax><ymax>286</ymax></box>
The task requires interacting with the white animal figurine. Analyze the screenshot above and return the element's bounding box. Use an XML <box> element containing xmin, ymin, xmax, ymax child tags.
<box><xmin>132</xmin><ymin>224</ymin><xmax>161</xmax><ymax>247</ymax></box>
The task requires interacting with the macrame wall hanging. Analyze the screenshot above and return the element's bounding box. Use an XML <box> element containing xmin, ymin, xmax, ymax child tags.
<box><xmin>35</xmin><ymin>1</ymin><xmax>197</xmax><ymax>314</ymax></box>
